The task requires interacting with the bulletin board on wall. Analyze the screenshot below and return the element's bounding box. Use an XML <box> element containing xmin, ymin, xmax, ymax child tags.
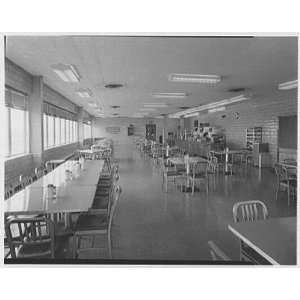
<box><xmin>278</xmin><ymin>115</ymin><xmax>297</xmax><ymax>149</ymax></box>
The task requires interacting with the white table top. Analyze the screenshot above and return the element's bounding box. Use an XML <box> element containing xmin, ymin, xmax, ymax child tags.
<box><xmin>31</xmin><ymin>160</ymin><xmax>104</xmax><ymax>188</ymax></box>
<box><xmin>228</xmin><ymin>217</ymin><xmax>296</xmax><ymax>265</ymax></box>
<box><xmin>168</xmin><ymin>156</ymin><xmax>207</xmax><ymax>165</ymax></box>
<box><xmin>4</xmin><ymin>185</ymin><xmax>96</xmax><ymax>215</ymax></box>
<box><xmin>4</xmin><ymin>159</ymin><xmax>104</xmax><ymax>215</ymax></box>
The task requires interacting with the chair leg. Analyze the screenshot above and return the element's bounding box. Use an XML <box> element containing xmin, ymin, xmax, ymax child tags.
<box><xmin>287</xmin><ymin>185</ymin><xmax>290</xmax><ymax>206</ymax></box>
<box><xmin>72</xmin><ymin>235</ymin><xmax>77</xmax><ymax>259</ymax></box>
<box><xmin>192</xmin><ymin>180</ymin><xmax>195</xmax><ymax>195</ymax></box>
<box><xmin>108</xmin><ymin>232</ymin><xmax>112</xmax><ymax>259</ymax></box>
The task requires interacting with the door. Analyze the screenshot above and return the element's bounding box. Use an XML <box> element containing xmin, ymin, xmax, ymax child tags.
<box><xmin>146</xmin><ymin>124</ymin><xmax>156</xmax><ymax>141</ymax></box>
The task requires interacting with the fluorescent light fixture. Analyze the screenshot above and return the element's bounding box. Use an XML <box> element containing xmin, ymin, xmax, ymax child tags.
<box><xmin>169</xmin><ymin>73</ymin><xmax>221</xmax><ymax>84</ymax></box>
<box><xmin>152</xmin><ymin>92</ymin><xmax>188</xmax><ymax>99</ymax></box>
<box><xmin>183</xmin><ymin>112</ymin><xmax>199</xmax><ymax>118</ymax></box>
<box><xmin>278</xmin><ymin>80</ymin><xmax>298</xmax><ymax>90</ymax></box>
<box><xmin>208</xmin><ymin>106</ymin><xmax>226</xmax><ymax>113</ymax></box>
<box><xmin>143</xmin><ymin>103</ymin><xmax>168</xmax><ymax>108</ymax></box>
<box><xmin>139</xmin><ymin>108</ymin><xmax>156</xmax><ymax>111</ymax></box>
<box><xmin>51</xmin><ymin>64</ymin><xmax>81</xmax><ymax>82</ymax></box>
<box><xmin>76</xmin><ymin>88</ymin><xmax>92</xmax><ymax>98</ymax></box>
<box><xmin>169</xmin><ymin>94</ymin><xmax>251</xmax><ymax>118</ymax></box>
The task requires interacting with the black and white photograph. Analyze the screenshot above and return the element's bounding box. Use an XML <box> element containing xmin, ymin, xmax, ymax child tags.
<box><xmin>1</xmin><ymin>34</ymin><xmax>298</xmax><ymax>265</ymax></box>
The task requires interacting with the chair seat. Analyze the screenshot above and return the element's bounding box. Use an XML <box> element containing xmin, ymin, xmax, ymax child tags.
<box><xmin>17</xmin><ymin>237</ymin><xmax>52</xmax><ymax>258</ymax></box>
<box><xmin>98</xmin><ymin>183</ymin><xmax>112</xmax><ymax>188</ymax></box>
<box><xmin>165</xmin><ymin>170</ymin><xmax>180</xmax><ymax>176</ymax></box>
<box><xmin>92</xmin><ymin>196</ymin><xmax>109</xmax><ymax>209</ymax></box>
<box><xmin>75</xmin><ymin>214</ymin><xmax>108</xmax><ymax>232</ymax></box>
<box><xmin>190</xmin><ymin>173</ymin><xmax>207</xmax><ymax>179</ymax></box>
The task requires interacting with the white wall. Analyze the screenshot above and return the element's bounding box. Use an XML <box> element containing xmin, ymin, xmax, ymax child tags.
<box><xmin>93</xmin><ymin>117</ymin><xmax>179</xmax><ymax>159</ymax></box>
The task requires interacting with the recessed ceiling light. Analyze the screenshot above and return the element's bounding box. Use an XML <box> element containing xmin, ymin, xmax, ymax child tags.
<box><xmin>278</xmin><ymin>80</ymin><xmax>298</xmax><ymax>90</ymax></box>
<box><xmin>51</xmin><ymin>64</ymin><xmax>81</xmax><ymax>82</ymax></box>
<box><xmin>227</xmin><ymin>87</ymin><xmax>247</xmax><ymax>93</ymax></box>
<box><xmin>152</xmin><ymin>92</ymin><xmax>188</xmax><ymax>98</ymax></box>
<box><xmin>169</xmin><ymin>73</ymin><xmax>221</xmax><ymax>84</ymax></box>
<box><xmin>105</xmin><ymin>83</ymin><xmax>123</xmax><ymax>89</ymax></box>
<box><xmin>76</xmin><ymin>88</ymin><xmax>92</xmax><ymax>98</ymax></box>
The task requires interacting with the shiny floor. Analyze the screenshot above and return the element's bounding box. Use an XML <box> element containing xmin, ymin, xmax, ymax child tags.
<box><xmin>74</xmin><ymin>144</ymin><xmax>297</xmax><ymax>261</ymax></box>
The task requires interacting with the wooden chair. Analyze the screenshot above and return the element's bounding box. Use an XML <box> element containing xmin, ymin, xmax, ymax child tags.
<box><xmin>208</xmin><ymin>241</ymin><xmax>231</xmax><ymax>261</ymax></box>
<box><xmin>233</xmin><ymin>200</ymin><xmax>268</xmax><ymax>223</ymax></box>
<box><xmin>274</xmin><ymin>163</ymin><xmax>297</xmax><ymax>206</ymax></box>
<box><xmin>5</xmin><ymin>216</ymin><xmax>55</xmax><ymax>259</ymax></box>
<box><xmin>73</xmin><ymin>185</ymin><xmax>122</xmax><ymax>259</ymax></box>
<box><xmin>187</xmin><ymin>161</ymin><xmax>209</xmax><ymax>195</ymax></box>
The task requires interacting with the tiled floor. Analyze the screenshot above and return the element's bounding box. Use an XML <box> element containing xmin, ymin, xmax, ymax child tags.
<box><xmin>75</xmin><ymin>144</ymin><xmax>297</xmax><ymax>261</ymax></box>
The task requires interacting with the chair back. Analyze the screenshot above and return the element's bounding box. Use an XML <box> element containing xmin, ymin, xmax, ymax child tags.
<box><xmin>208</xmin><ymin>156</ymin><xmax>218</xmax><ymax>173</ymax></box>
<box><xmin>192</xmin><ymin>161</ymin><xmax>208</xmax><ymax>178</ymax></box>
<box><xmin>108</xmin><ymin>185</ymin><xmax>122</xmax><ymax>230</ymax></box>
<box><xmin>208</xmin><ymin>241</ymin><xmax>230</xmax><ymax>261</ymax></box>
<box><xmin>233</xmin><ymin>200</ymin><xmax>268</xmax><ymax>223</ymax></box>
<box><xmin>274</xmin><ymin>163</ymin><xmax>289</xmax><ymax>181</ymax></box>
<box><xmin>5</xmin><ymin>216</ymin><xmax>55</xmax><ymax>259</ymax></box>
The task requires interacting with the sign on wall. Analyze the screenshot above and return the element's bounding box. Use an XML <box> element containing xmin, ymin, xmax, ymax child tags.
<box><xmin>106</xmin><ymin>126</ymin><xmax>121</xmax><ymax>134</ymax></box>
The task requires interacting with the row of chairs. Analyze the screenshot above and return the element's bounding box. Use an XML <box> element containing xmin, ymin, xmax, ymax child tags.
<box><xmin>72</xmin><ymin>159</ymin><xmax>120</xmax><ymax>259</ymax></box>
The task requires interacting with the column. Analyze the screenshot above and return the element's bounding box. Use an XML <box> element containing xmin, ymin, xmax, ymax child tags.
<box><xmin>29</xmin><ymin>76</ymin><xmax>44</xmax><ymax>166</ymax></box>
<box><xmin>77</xmin><ymin>107</ymin><xmax>85</xmax><ymax>147</ymax></box>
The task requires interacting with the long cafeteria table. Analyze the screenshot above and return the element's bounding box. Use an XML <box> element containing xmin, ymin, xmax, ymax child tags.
<box><xmin>4</xmin><ymin>160</ymin><xmax>104</xmax><ymax>218</ymax></box>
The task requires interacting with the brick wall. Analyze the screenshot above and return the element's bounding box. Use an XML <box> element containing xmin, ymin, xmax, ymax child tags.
<box><xmin>5</xmin><ymin>155</ymin><xmax>35</xmax><ymax>186</ymax></box>
<box><xmin>186</xmin><ymin>95</ymin><xmax>297</xmax><ymax>165</ymax></box>
<box><xmin>43</xmin><ymin>143</ymin><xmax>79</xmax><ymax>161</ymax></box>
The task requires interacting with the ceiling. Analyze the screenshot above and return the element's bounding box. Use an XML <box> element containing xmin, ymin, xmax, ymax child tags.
<box><xmin>5</xmin><ymin>35</ymin><xmax>298</xmax><ymax>118</ymax></box>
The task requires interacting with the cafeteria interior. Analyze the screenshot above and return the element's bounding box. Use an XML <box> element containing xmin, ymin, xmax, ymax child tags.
<box><xmin>2</xmin><ymin>35</ymin><xmax>298</xmax><ymax>265</ymax></box>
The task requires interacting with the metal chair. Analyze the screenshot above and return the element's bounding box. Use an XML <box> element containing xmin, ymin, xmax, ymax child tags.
<box><xmin>73</xmin><ymin>185</ymin><xmax>122</xmax><ymax>259</ymax></box>
<box><xmin>162</xmin><ymin>161</ymin><xmax>183</xmax><ymax>192</ymax></box>
<box><xmin>274</xmin><ymin>163</ymin><xmax>297</xmax><ymax>206</ymax></box>
<box><xmin>187</xmin><ymin>161</ymin><xmax>209</xmax><ymax>195</ymax></box>
<box><xmin>5</xmin><ymin>216</ymin><xmax>55</xmax><ymax>259</ymax></box>
<box><xmin>233</xmin><ymin>200</ymin><xmax>268</xmax><ymax>223</ymax></box>
<box><xmin>208</xmin><ymin>241</ymin><xmax>231</xmax><ymax>261</ymax></box>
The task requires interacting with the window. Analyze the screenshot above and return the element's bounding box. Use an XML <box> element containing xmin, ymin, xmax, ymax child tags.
<box><xmin>47</xmin><ymin>115</ymin><xmax>54</xmax><ymax>147</ymax></box>
<box><xmin>60</xmin><ymin>118</ymin><xmax>66</xmax><ymax>145</ymax></box>
<box><xmin>74</xmin><ymin>121</ymin><xmax>78</xmax><ymax>142</ymax></box>
<box><xmin>70</xmin><ymin>120</ymin><xmax>74</xmax><ymax>142</ymax></box>
<box><xmin>5</xmin><ymin>88</ymin><xmax>29</xmax><ymax>158</ymax></box>
<box><xmin>55</xmin><ymin>117</ymin><xmax>60</xmax><ymax>145</ymax></box>
<box><xmin>66</xmin><ymin>119</ymin><xmax>70</xmax><ymax>144</ymax></box>
<box><xmin>83</xmin><ymin>123</ymin><xmax>92</xmax><ymax>140</ymax></box>
<box><xmin>43</xmin><ymin>113</ymin><xmax>78</xmax><ymax>149</ymax></box>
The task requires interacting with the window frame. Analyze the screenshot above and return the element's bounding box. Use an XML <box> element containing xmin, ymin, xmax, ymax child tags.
<box><xmin>5</xmin><ymin>89</ymin><xmax>29</xmax><ymax>159</ymax></box>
